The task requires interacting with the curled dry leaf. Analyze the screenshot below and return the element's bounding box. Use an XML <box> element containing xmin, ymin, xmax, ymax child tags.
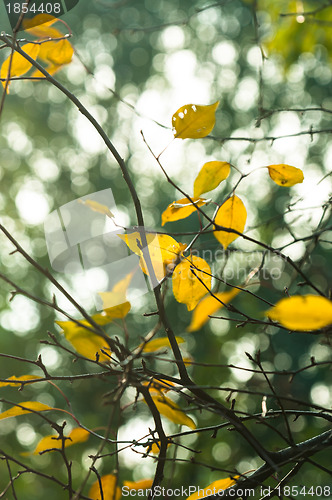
<box><xmin>266</xmin><ymin>295</ymin><xmax>332</xmax><ymax>331</ymax></box>
<box><xmin>172</xmin><ymin>101</ymin><xmax>219</xmax><ymax>139</ymax></box>
<box><xmin>161</xmin><ymin>197</ymin><xmax>209</xmax><ymax>226</ymax></box>
<box><xmin>214</xmin><ymin>195</ymin><xmax>247</xmax><ymax>249</ymax></box>
<box><xmin>194</xmin><ymin>161</ymin><xmax>231</xmax><ymax>198</ymax></box>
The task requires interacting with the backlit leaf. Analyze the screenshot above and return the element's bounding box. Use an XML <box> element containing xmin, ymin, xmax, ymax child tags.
<box><xmin>214</xmin><ymin>195</ymin><xmax>247</xmax><ymax>249</ymax></box>
<box><xmin>98</xmin><ymin>271</ymin><xmax>133</xmax><ymax>318</ymax></box>
<box><xmin>150</xmin><ymin>395</ymin><xmax>196</xmax><ymax>429</ymax></box>
<box><xmin>161</xmin><ymin>197</ymin><xmax>209</xmax><ymax>226</ymax></box>
<box><xmin>267</xmin><ymin>164</ymin><xmax>304</xmax><ymax>187</ymax></box>
<box><xmin>266</xmin><ymin>295</ymin><xmax>332</xmax><ymax>331</ymax></box>
<box><xmin>172</xmin><ymin>101</ymin><xmax>219</xmax><ymax>139</ymax></box>
<box><xmin>22</xmin><ymin>14</ymin><xmax>58</xmax><ymax>34</ymax></box>
<box><xmin>172</xmin><ymin>256</ymin><xmax>211</xmax><ymax>311</ymax></box>
<box><xmin>78</xmin><ymin>198</ymin><xmax>114</xmax><ymax>218</ymax></box>
<box><xmin>31</xmin><ymin>428</ymin><xmax>89</xmax><ymax>455</ymax></box>
<box><xmin>187</xmin><ymin>288</ymin><xmax>241</xmax><ymax>332</ymax></box>
<box><xmin>1</xmin><ymin>43</ymin><xmax>40</xmax><ymax>89</ymax></box>
<box><xmin>123</xmin><ymin>479</ymin><xmax>154</xmax><ymax>490</ymax></box>
<box><xmin>140</xmin><ymin>336</ymin><xmax>185</xmax><ymax>352</ymax></box>
<box><xmin>186</xmin><ymin>476</ymin><xmax>239</xmax><ymax>499</ymax></box>
<box><xmin>145</xmin><ymin>440</ymin><xmax>172</xmax><ymax>454</ymax></box>
<box><xmin>0</xmin><ymin>375</ymin><xmax>41</xmax><ymax>388</ymax></box>
<box><xmin>194</xmin><ymin>161</ymin><xmax>231</xmax><ymax>197</ymax></box>
<box><xmin>118</xmin><ymin>232</ymin><xmax>184</xmax><ymax>281</ymax></box>
<box><xmin>56</xmin><ymin>314</ymin><xmax>112</xmax><ymax>361</ymax></box>
<box><xmin>0</xmin><ymin>401</ymin><xmax>52</xmax><ymax>421</ymax></box>
<box><xmin>37</xmin><ymin>39</ymin><xmax>74</xmax><ymax>66</ymax></box>
<box><xmin>89</xmin><ymin>474</ymin><xmax>121</xmax><ymax>500</ymax></box>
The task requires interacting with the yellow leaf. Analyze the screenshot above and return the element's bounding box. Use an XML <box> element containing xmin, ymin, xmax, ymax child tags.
<box><xmin>194</xmin><ymin>161</ymin><xmax>231</xmax><ymax>198</ymax></box>
<box><xmin>150</xmin><ymin>395</ymin><xmax>196</xmax><ymax>429</ymax></box>
<box><xmin>0</xmin><ymin>401</ymin><xmax>52</xmax><ymax>421</ymax></box>
<box><xmin>0</xmin><ymin>375</ymin><xmax>41</xmax><ymax>388</ymax></box>
<box><xmin>118</xmin><ymin>232</ymin><xmax>184</xmax><ymax>281</ymax></box>
<box><xmin>31</xmin><ymin>428</ymin><xmax>90</xmax><ymax>455</ymax></box>
<box><xmin>98</xmin><ymin>271</ymin><xmax>134</xmax><ymax>318</ymax></box>
<box><xmin>172</xmin><ymin>101</ymin><xmax>219</xmax><ymax>139</ymax></box>
<box><xmin>140</xmin><ymin>336</ymin><xmax>185</xmax><ymax>352</ymax></box>
<box><xmin>187</xmin><ymin>288</ymin><xmax>241</xmax><ymax>332</ymax></box>
<box><xmin>89</xmin><ymin>474</ymin><xmax>121</xmax><ymax>500</ymax></box>
<box><xmin>266</xmin><ymin>295</ymin><xmax>332</xmax><ymax>331</ymax></box>
<box><xmin>78</xmin><ymin>199</ymin><xmax>114</xmax><ymax>218</ymax></box>
<box><xmin>186</xmin><ymin>476</ymin><xmax>239</xmax><ymax>499</ymax></box>
<box><xmin>267</xmin><ymin>164</ymin><xmax>304</xmax><ymax>187</ymax></box>
<box><xmin>1</xmin><ymin>43</ymin><xmax>40</xmax><ymax>89</ymax></box>
<box><xmin>123</xmin><ymin>479</ymin><xmax>154</xmax><ymax>490</ymax></box>
<box><xmin>145</xmin><ymin>440</ymin><xmax>172</xmax><ymax>454</ymax></box>
<box><xmin>22</xmin><ymin>14</ymin><xmax>58</xmax><ymax>33</ymax></box>
<box><xmin>37</xmin><ymin>39</ymin><xmax>74</xmax><ymax>66</ymax></box>
<box><xmin>56</xmin><ymin>314</ymin><xmax>112</xmax><ymax>361</ymax></box>
<box><xmin>161</xmin><ymin>197</ymin><xmax>209</xmax><ymax>226</ymax></box>
<box><xmin>214</xmin><ymin>195</ymin><xmax>247</xmax><ymax>249</ymax></box>
<box><xmin>172</xmin><ymin>256</ymin><xmax>211</xmax><ymax>311</ymax></box>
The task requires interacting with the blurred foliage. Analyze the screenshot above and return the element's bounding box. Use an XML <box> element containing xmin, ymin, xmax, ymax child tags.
<box><xmin>0</xmin><ymin>0</ymin><xmax>331</xmax><ymax>498</ymax></box>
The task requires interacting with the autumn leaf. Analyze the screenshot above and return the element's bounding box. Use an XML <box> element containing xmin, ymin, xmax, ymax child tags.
<box><xmin>78</xmin><ymin>198</ymin><xmax>114</xmax><ymax>218</ymax></box>
<box><xmin>56</xmin><ymin>314</ymin><xmax>113</xmax><ymax>361</ymax></box>
<box><xmin>186</xmin><ymin>476</ymin><xmax>239</xmax><ymax>499</ymax></box>
<box><xmin>145</xmin><ymin>440</ymin><xmax>172</xmax><ymax>454</ymax></box>
<box><xmin>98</xmin><ymin>271</ymin><xmax>134</xmax><ymax>318</ymax></box>
<box><xmin>140</xmin><ymin>336</ymin><xmax>185</xmax><ymax>352</ymax></box>
<box><xmin>123</xmin><ymin>479</ymin><xmax>154</xmax><ymax>490</ymax></box>
<box><xmin>1</xmin><ymin>43</ymin><xmax>40</xmax><ymax>89</ymax></box>
<box><xmin>22</xmin><ymin>14</ymin><xmax>58</xmax><ymax>34</ymax></box>
<box><xmin>266</xmin><ymin>295</ymin><xmax>332</xmax><ymax>331</ymax></box>
<box><xmin>161</xmin><ymin>197</ymin><xmax>209</xmax><ymax>226</ymax></box>
<box><xmin>0</xmin><ymin>401</ymin><xmax>53</xmax><ymax>421</ymax></box>
<box><xmin>0</xmin><ymin>375</ymin><xmax>41</xmax><ymax>388</ymax></box>
<box><xmin>149</xmin><ymin>394</ymin><xmax>196</xmax><ymax>429</ymax></box>
<box><xmin>118</xmin><ymin>232</ymin><xmax>184</xmax><ymax>281</ymax></box>
<box><xmin>214</xmin><ymin>195</ymin><xmax>247</xmax><ymax>249</ymax></box>
<box><xmin>89</xmin><ymin>474</ymin><xmax>121</xmax><ymax>500</ymax></box>
<box><xmin>187</xmin><ymin>288</ymin><xmax>241</xmax><ymax>332</ymax></box>
<box><xmin>172</xmin><ymin>255</ymin><xmax>211</xmax><ymax>311</ymax></box>
<box><xmin>172</xmin><ymin>102</ymin><xmax>219</xmax><ymax>139</ymax></box>
<box><xmin>267</xmin><ymin>164</ymin><xmax>304</xmax><ymax>187</ymax></box>
<box><xmin>28</xmin><ymin>428</ymin><xmax>90</xmax><ymax>455</ymax></box>
<box><xmin>194</xmin><ymin>161</ymin><xmax>231</xmax><ymax>198</ymax></box>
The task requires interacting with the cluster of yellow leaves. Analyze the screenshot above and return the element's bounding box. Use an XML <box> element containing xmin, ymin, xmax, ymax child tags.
<box><xmin>1</xmin><ymin>14</ymin><xmax>73</xmax><ymax>90</ymax></box>
<box><xmin>266</xmin><ymin>295</ymin><xmax>332</xmax><ymax>331</ymax></box>
<box><xmin>186</xmin><ymin>476</ymin><xmax>239</xmax><ymax>500</ymax></box>
<box><xmin>89</xmin><ymin>474</ymin><xmax>153</xmax><ymax>500</ymax></box>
